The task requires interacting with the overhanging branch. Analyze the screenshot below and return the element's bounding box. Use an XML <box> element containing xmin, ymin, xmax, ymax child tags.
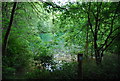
<box><xmin>99</xmin><ymin>26</ymin><xmax>120</xmax><ymax>51</ymax></box>
<box><xmin>104</xmin><ymin>32</ymin><xmax>120</xmax><ymax>51</ymax></box>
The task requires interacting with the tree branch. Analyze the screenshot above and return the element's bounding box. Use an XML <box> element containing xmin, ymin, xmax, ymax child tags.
<box><xmin>29</xmin><ymin>2</ymin><xmax>46</xmax><ymax>20</ymax></box>
<box><xmin>103</xmin><ymin>32</ymin><xmax>120</xmax><ymax>51</ymax></box>
<box><xmin>87</xmin><ymin>3</ymin><xmax>94</xmax><ymax>37</ymax></box>
<box><xmin>99</xmin><ymin>2</ymin><xmax>120</xmax><ymax>51</ymax></box>
<box><xmin>44</xmin><ymin>2</ymin><xmax>68</xmax><ymax>11</ymax></box>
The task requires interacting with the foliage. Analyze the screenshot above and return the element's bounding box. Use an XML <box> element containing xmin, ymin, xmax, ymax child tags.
<box><xmin>83</xmin><ymin>54</ymin><xmax>120</xmax><ymax>79</ymax></box>
<box><xmin>25</xmin><ymin>69</ymin><xmax>51</xmax><ymax>79</ymax></box>
<box><xmin>2</xmin><ymin>66</ymin><xmax>16</xmax><ymax>79</ymax></box>
<box><xmin>2</xmin><ymin>1</ymin><xmax>120</xmax><ymax>80</ymax></box>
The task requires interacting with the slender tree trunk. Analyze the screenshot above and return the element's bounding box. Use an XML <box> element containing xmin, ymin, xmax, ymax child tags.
<box><xmin>94</xmin><ymin>36</ymin><xmax>98</xmax><ymax>64</ymax></box>
<box><xmin>2</xmin><ymin>2</ymin><xmax>17</xmax><ymax>56</ymax></box>
<box><xmin>85</xmin><ymin>26</ymin><xmax>89</xmax><ymax>58</ymax></box>
<box><xmin>94</xmin><ymin>2</ymin><xmax>102</xmax><ymax>65</ymax></box>
<box><xmin>91</xmin><ymin>40</ymin><xmax>94</xmax><ymax>59</ymax></box>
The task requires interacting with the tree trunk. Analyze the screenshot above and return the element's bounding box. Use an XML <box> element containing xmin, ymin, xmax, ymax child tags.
<box><xmin>94</xmin><ymin>34</ymin><xmax>102</xmax><ymax>65</ymax></box>
<box><xmin>2</xmin><ymin>2</ymin><xmax>17</xmax><ymax>56</ymax></box>
<box><xmin>85</xmin><ymin>26</ymin><xmax>89</xmax><ymax>58</ymax></box>
<box><xmin>95</xmin><ymin>51</ymin><xmax>100</xmax><ymax>65</ymax></box>
<box><xmin>91</xmin><ymin>40</ymin><xmax>94</xmax><ymax>58</ymax></box>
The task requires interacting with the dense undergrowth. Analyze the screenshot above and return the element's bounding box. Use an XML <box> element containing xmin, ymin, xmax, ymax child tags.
<box><xmin>3</xmin><ymin>54</ymin><xmax>120</xmax><ymax>80</ymax></box>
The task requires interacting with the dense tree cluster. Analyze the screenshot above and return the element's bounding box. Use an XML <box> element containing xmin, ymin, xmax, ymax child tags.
<box><xmin>2</xmin><ymin>1</ymin><xmax>120</xmax><ymax>79</ymax></box>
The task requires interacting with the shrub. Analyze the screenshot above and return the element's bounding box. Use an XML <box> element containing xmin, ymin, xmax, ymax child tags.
<box><xmin>2</xmin><ymin>66</ymin><xmax>16</xmax><ymax>79</ymax></box>
<box><xmin>25</xmin><ymin>69</ymin><xmax>51</xmax><ymax>79</ymax></box>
